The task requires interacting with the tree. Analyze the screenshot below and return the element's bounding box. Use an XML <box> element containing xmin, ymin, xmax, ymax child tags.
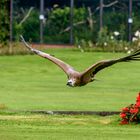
<box><xmin>0</xmin><ymin>0</ymin><xmax>9</xmax><ymax>46</ymax></box>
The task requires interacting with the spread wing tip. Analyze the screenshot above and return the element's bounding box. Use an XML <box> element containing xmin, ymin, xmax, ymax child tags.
<box><xmin>20</xmin><ymin>35</ymin><xmax>32</xmax><ymax>50</ymax></box>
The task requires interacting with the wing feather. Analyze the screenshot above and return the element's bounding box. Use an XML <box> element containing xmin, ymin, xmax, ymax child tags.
<box><xmin>20</xmin><ymin>35</ymin><xmax>75</xmax><ymax>76</ymax></box>
<box><xmin>82</xmin><ymin>59</ymin><xmax>117</xmax><ymax>78</ymax></box>
<box><xmin>81</xmin><ymin>49</ymin><xmax>140</xmax><ymax>79</ymax></box>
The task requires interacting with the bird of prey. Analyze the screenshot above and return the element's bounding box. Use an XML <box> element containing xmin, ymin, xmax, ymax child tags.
<box><xmin>20</xmin><ymin>35</ymin><xmax>140</xmax><ymax>87</ymax></box>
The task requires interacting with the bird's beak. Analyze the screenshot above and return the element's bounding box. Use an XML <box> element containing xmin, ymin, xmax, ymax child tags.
<box><xmin>66</xmin><ymin>82</ymin><xmax>74</xmax><ymax>87</ymax></box>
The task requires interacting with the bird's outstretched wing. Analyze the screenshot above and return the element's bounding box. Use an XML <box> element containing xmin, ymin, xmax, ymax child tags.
<box><xmin>81</xmin><ymin>49</ymin><xmax>140</xmax><ymax>79</ymax></box>
<box><xmin>20</xmin><ymin>35</ymin><xmax>75</xmax><ymax>76</ymax></box>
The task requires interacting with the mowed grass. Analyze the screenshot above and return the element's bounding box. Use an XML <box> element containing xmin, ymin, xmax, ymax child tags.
<box><xmin>0</xmin><ymin>48</ymin><xmax>140</xmax><ymax>140</ymax></box>
<box><xmin>0</xmin><ymin>112</ymin><xmax>140</xmax><ymax>140</ymax></box>
<box><xmin>0</xmin><ymin>48</ymin><xmax>140</xmax><ymax>111</ymax></box>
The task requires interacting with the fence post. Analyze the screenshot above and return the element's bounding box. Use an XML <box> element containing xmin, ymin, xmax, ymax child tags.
<box><xmin>40</xmin><ymin>0</ymin><xmax>44</xmax><ymax>44</ymax></box>
<box><xmin>128</xmin><ymin>0</ymin><xmax>133</xmax><ymax>42</ymax></box>
<box><xmin>99</xmin><ymin>0</ymin><xmax>103</xmax><ymax>31</ymax></box>
<box><xmin>70</xmin><ymin>0</ymin><xmax>74</xmax><ymax>44</ymax></box>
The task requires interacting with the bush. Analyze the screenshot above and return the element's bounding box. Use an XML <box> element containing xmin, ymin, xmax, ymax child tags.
<box><xmin>12</xmin><ymin>2</ymin><xmax>140</xmax><ymax>50</ymax></box>
<box><xmin>120</xmin><ymin>92</ymin><xmax>140</xmax><ymax>124</ymax></box>
<box><xmin>75</xmin><ymin>27</ymin><xmax>132</xmax><ymax>53</ymax></box>
<box><xmin>0</xmin><ymin>0</ymin><xmax>9</xmax><ymax>46</ymax></box>
<box><xmin>44</xmin><ymin>6</ymin><xmax>88</xmax><ymax>43</ymax></box>
<box><xmin>13</xmin><ymin>9</ymin><xmax>40</xmax><ymax>42</ymax></box>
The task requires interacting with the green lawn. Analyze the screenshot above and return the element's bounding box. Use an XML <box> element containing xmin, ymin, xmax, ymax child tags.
<box><xmin>0</xmin><ymin>113</ymin><xmax>140</xmax><ymax>140</ymax></box>
<box><xmin>0</xmin><ymin>48</ymin><xmax>140</xmax><ymax>139</ymax></box>
<box><xmin>0</xmin><ymin>48</ymin><xmax>140</xmax><ymax>111</ymax></box>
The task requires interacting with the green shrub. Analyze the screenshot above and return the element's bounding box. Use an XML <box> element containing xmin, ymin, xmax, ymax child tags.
<box><xmin>44</xmin><ymin>6</ymin><xmax>88</xmax><ymax>43</ymax></box>
<box><xmin>0</xmin><ymin>0</ymin><xmax>9</xmax><ymax>46</ymax></box>
<box><xmin>12</xmin><ymin>3</ymin><xmax>140</xmax><ymax>49</ymax></box>
<box><xmin>13</xmin><ymin>9</ymin><xmax>40</xmax><ymax>42</ymax></box>
<box><xmin>75</xmin><ymin>27</ymin><xmax>132</xmax><ymax>53</ymax></box>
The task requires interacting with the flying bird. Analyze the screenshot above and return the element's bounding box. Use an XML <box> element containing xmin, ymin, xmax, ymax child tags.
<box><xmin>20</xmin><ymin>35</ymin><xmax>140</xmax><ymax>87</ymax></box>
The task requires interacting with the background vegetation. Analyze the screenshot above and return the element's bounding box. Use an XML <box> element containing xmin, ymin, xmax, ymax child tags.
<box><xmin>0</xmin><ymin>0</ymin><xmax>9</xmax><ymax>46</ymax></box>
<box><xmin>13</xmin><ymin>0</ymin><xmax>140</xmax><ymax>44</ymax></box>
<box><xmin>1</xmin><ymin>0</ymin><xmax>140</xmax><ymax>53</ymax></box>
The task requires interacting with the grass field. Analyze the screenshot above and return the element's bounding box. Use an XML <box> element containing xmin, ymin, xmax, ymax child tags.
<box><xmin>0</xmin><ymin>48</ymin><xmax>140</xmax><ymax>139</ymax></box>
<box><xmin>0</xmin><ymin>48</ymin><xmax>140</xmax><ymax>111</ymax></box>
<box><xmin>0</xmin><ymin>112</ymin><xmax>140</xmax><ymax>140</ymax></box>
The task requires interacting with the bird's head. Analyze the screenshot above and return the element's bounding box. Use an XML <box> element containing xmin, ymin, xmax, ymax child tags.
<box><xmin>66</xmin><ymin>79</ymin><xmax>76</xmax><ymax>87</ymax></box>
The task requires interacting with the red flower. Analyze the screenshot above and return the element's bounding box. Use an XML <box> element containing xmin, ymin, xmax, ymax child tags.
<box><xmin>136</xmin><ymin>93</ymin><xmax>140</xmax><ymax>101</ymax></box>
<box><xmin>120</xmin><ymin>92</ymin><xmax>140</xmax><ymax>124</ymax></box>
<box><xmin>120</xmin><ymin>113</ymin><xmax>126</xmax><ymax>118</ymax></box>
<box><xmin>136</xmin><ymin>102</ymin><xmax>140</xmax><ymax>107</ymax></box>
<box><xmin>122</xmin><ymin>107</ymin><xmax>129</xmax><ymax>112</ymax></box>
<box><xmin>130</xmin><ymin>108</ymin><xmax>139</xmax><ymax>114</ymax></box>
<box><xmin>120</xmin><ymin>119</ymin><xmax>128</xmax><ymax>125</ymax></box>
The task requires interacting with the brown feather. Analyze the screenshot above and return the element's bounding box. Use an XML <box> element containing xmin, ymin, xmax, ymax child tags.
<box><xmin>81</xmin><ymin>50</ymin><xmax>140</xmax><ymax>80</ymax></box>
<box><xmin>20</xmin><ymin>35</ymin><xmax>140</xmax><ymax>87</ymax></box>
<box><xmin>20</xmin><ymin>35</ymin><xmax>75</xmax><ymax>76</ymax></box>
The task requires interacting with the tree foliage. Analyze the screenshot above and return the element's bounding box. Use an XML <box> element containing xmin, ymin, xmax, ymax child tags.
<box><xmin>0</xmin><ymin>0</ymin><xmax>9</xmax><ymax>45</ymax></box>
<box><xmin>12</xmin><ymin>0</ymin><xmax>140</xmax><ymax>44</ymax></box>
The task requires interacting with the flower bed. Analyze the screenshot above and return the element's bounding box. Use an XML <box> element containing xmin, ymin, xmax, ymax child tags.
<box><xmin>120</xmin><ymin>92</ymin><xmax>140</xmax><ymax>124</ymax></box>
